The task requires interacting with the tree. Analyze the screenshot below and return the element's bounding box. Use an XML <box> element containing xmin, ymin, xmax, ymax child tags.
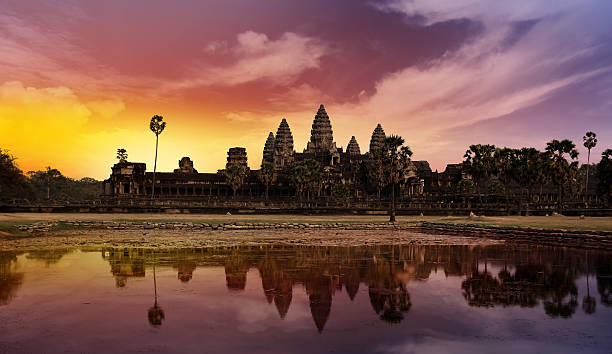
<box><xmin>513</xmin><ymin>148</ymin><xmax>540</xmax><ymax>198</ymax></box>
<box><xmin>463</xmin><ymin>144</ymin><xmax>497</xmax><ymax>198</ymax></box>
<box><xmin>224</xmin><ymin>165</ymin><xmax>247</xmax><ymax>199</ymax></box>
<box><xmin>290</xmin><ymin>159</ymin><xmax>321</xmax><ymax>203</ymax></box>
<box><xmin>148</xmin><ymin>259</ymin><xmax>164</xmax><ymax>327</ymax></box>
<box><xmin>367</xmin><ymin>155</ymin><xmax>386</xmax><ymax>204</ymax></box>
<box><xmin>380</xmin><ymin>135</ymin><xmax>412</xmax><ymax>222</ymax></box>
<box><xmin>456</xmin><ymin>178</ymin><xmax>476</xmax><ymax>195</ymax></box>
<box><xmin>493</xmin><ymin>147</ymin><xmax>517</xmax><ymax>212</ymax></box>
<box><xmin>583</xmin><ymin>131</ymin><xmax>597</xmax><ymax>202</ymax></box>
<box><xmin>0</xmin><ymin>149</ymin><xmax>28</xmax><ymax>198</ymax></box>
<box><xmin>596</xmin><ymin>149</ymin><xmax>612</xmax><ymax>206</ymax></box>
<box><xmin>27</xmin><ymin>166</ymin><xmax>63</xmax><ymax>200</ymax></box>
<box><xmin>149</xmin><ymin>115</ymin><xmax>166</xmax><ymax>199</ymax></box>
<box><xmin>545</xmin><ymin>139</ymin><xmax>579</xmax><ymax>210</ymax></box>
<box><xmin>116</xmin><ymin>148</ymin><xmax>128</xmax><ymax>162</ymax></box>
<box><xmin>258</xmin><ymin>162</ymin><xmax>276</xmax><ymax>201</ymax></box>
<box><xmin>331</xmin><ymin>183</ymin><xmax>350</xmax><ymax>207</ymax></box>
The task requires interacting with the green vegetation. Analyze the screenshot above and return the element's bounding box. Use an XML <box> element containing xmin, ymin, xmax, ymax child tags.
<box><xmin>291</xmin><ymin>159</ymin><xmax>322</xmax><ymax>202</ymax></box>
<box><xmin>0</xmin><ymin>149</ymin><xmax>99</xmax><ymax>202</ymax></box>
<box><xmin>379</xmin><ymin>135</ymin><xmax>413</xmax><ymax>222</ymax></box>
<box><xmin>258</xmin><ymin>162</ymin><xmax>276</xmax><ymax>201</ymax></box>
<box><xmin>224</xmin><ymin>164</ymin><xmax>248</xmax><ymax>198</ymax></box>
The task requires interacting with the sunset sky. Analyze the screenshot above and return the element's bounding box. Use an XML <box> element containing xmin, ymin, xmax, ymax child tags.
<box><xmin>1</xmin><ymin>0</ymin><xmax>611</xmax><ymax>179</ymax></box>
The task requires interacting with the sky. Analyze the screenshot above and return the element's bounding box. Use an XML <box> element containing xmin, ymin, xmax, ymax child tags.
<box><xmin>1</xmin><ymin>0</ymin><xmax>611</xmax><ymax>179</ymax></box>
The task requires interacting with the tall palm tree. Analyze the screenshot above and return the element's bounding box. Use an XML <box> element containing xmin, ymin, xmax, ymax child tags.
<box><xmin>225</xmin><ymin>165</ymin><xmax>247</xmax><ymax>199</ymax></box>
<box><xmin>148</xmin><ymin>256</ymin><xmax>165</xmax><ymax>327</ymax></box>
<box><xmin>149</xmin><ymin>115</ymin><xmax>166</xmax><ymax>199</ymax></box>
<box><xmin>583</xmin><ymin>131</ymin><xmax>597</xmax><ymax>203</ymax></box>
<box><xmin>545</xmin><ymin>139</ymin><xmax>579</xmax><ymax>211</ymax></box>
<box><xmin>381</xmin><ymin>135</ymin><xmax>412</xmax><ymax>222</ymax></box>
<box><xmin>258</xmin><ymin>162</ymin><xmax>276</xmax><ymax>201</ymax></box>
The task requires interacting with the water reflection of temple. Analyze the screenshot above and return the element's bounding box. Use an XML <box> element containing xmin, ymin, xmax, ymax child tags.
<box><xmin>95</xmin><ymin>245</ymin><xmax>612</xmax><ymax>332</ymax></box>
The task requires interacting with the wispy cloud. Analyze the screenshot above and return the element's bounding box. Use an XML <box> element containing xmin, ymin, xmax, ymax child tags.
<box><xmin>171</xmin><ymin>31</ymin><xmax>328</xmax><ymax>88</ymax></box>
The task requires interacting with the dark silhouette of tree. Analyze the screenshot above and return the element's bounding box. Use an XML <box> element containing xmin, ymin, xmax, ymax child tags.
<box><xmin>116</xmin><ymin>148</ymin><xmax>128</xmax><ymax>163</ymax></box>
<box><xmin>545</xmin><ymin>139</ymin><xmax>579</xmax><ymax>211</ymax></box>
<box><xmin>0</xmin><ymin>149</ymin><xmax>29</xmax><ymax>198</ymax></box>
<box><xmin>27</xmin><ymin>166</ymin><xmax>63</xmax><ymax>200</ymax></box>
<box><xmin>258</xmin><ymin>162</ymin><xmax>276</xmax><ymax>201</ymax></box>
<box><xmin>331</xmin><ymin>183</ymin><xmax>350</xmax><ymax>207</ymax></box>
<box><xmin>290</xmin><ymin>159</ymin><xmax>321</xmax><ymax>203</ymax></box>
<box><xmin>596</xmin><ymin>149</ymin><xmax>612</xmax><ymax>206</ymax></box>
<box><xmin>148</xmin><ymin>260</ymin><xmax>165</xmax><ymax>327</ymax></box>
<box><xmin>149</xmin><ymin>115</ymin><xmax>166</xmax><ymax>199</ymax></box>
<box><xmin>463</xmin><ymin>144</ymin><xmax>497</xmax><ymax>200</ymax></box>
<box><xmin>380</xmin><ymin>135</ymin><xmax>412</xmax><ymax>222</ymax></box>
<box><xmin>367</xmin><ymin>156</ymin><xmax>386</xmax><ymax>204</ymax></box>
<box><xmin>583</xmin><ymin>132</ymin><xmax>597</xmax><ymax>202</ymax></box>
<box><xmin>0</xmin><ymin>252</ymin><xmax>24</xmax><ymax>306</ymax></box>
<box><xmin>456</xmin><ymin>178</ymin><xmax>476</xmax><ymax>195</ymax></box>
<box><xmin>225</xmin><ymin>164</ymin><xmax>247</xmax><ymax>199</ymax></box>
<box><xmin>583</xmin><ymin>252</ymin><xmax>596</xmax><ymax>315</ymax></box>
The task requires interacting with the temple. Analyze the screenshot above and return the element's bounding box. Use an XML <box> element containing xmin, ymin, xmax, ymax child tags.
<box><xmin>102</xmin><ymin>104</ymin><xmax>464</xmax><ymax>205</ymax></box>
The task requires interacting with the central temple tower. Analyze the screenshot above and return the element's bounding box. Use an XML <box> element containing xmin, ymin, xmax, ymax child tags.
<box><xmin>305</xmin><ymin>104</ymin><xmax>338</xmax><ymax>154</ymax></box>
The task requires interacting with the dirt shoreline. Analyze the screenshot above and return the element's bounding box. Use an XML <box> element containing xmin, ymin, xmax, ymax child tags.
<box><xmin>2</xmin><ymin>213</ymin><xmax>612</xmax><ymax>251</ymax></box>
<box><xmin>0</xmin><ymin>228</ymin><xmax>505</xmax><ymax>251</ymax></box>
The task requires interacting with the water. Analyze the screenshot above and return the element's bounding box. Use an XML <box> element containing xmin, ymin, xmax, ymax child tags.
<box><xmin>1</xmin><ymin>244</ymin><xmax>611</xmax><ymax>353</ymax></box>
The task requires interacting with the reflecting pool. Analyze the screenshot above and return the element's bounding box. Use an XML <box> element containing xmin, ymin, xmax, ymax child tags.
<box><xmin>1</xmin><ymin>244</ymin><xmax>611</xmax><ymax>353</ymax></box>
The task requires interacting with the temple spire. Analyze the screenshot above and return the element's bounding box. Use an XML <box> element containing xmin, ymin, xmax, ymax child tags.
<box><xmin>369</xmin><ymin>124</ymin><xmax>386</xmax><ymax>154</ymax></box>
<box><xmin>347</xmin><ymin>136</ymin><xmax>361</xmax><ymax>155</ymax></box>
<box><xmin>305</xmin><ymin>104</ymin><xmax>336</xmax><ymax>153</ymax></box>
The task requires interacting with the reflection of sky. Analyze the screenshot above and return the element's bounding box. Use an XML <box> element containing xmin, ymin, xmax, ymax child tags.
<box><xmin>0</xmin><ymin>250</ymin><xmax>611</xmax><ymax>353</ymax></box>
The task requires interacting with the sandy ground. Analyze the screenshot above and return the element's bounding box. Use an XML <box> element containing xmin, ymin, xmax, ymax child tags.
<box><xmin>1</xmin><ymin>213</ymin><xmax>612</xmax><ymax>230</ymax></box>
<box><xmin>0</xmin><ymin>228</ymin><xmax>504</xmax><ymax>251</ymax></box>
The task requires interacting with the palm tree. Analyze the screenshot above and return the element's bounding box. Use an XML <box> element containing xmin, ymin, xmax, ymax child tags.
<box><xmin>367</xmin><ymin>155</ymin><xmax>386</xmax><ymax>205</ymax></box>
<box><xmin>225</xmin><ymin>165</ymin><xmax>247</xmax><ymax>199</ymax></box>
<box><xmin>148</xmin><ymin>256</ymin><xmax>165</xmax><ymax>327</ymax></box>
<box><xmin>463</xmin><ymin>144</ymin><xmax>497</xmax><ymax>200</ymax></box>
<box><xmin>290</xmin><ymin>159</ymin><xmax>321</xmax><ymax>203</ymax></box>
<box><xmin>583</xmin><ymin>131</ymin><xmax>597</xmax><ymax>203</ymax></box>
<box><xmin>258</xmin><ymin>162</ymin><xmax>276</xmax><ymax>201</ymax></box>
<box><xmin>380</xmin><ymin>135</ymin><xmax>412</xmax><ymax>222</ymax></box>
<box><xmin>583</xmin><ymin>251</ymin><xmax>596</xmax><ymax>315</ymax></box>
<box><xmin>545</xmin><ymin>139</ymin><xmax>579</xmax><ymax>211</ymax></box>
<box><xmin>149</xmin><ymin>115</ymin><xmax>166</xmax><ymax>199</ymax></box>
<box><xmin>597</xmin><ymin>149</ymin><xmax>612</xmax><ymax>206</ymax></box>
<box><xmin>116</xmin><ymin>148</ymin><xmax>128</xmax><ymax>163</ymax></box>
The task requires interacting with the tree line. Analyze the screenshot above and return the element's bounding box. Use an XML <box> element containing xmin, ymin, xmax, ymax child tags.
<box><xmin>0</xmin><ymin>149</ymin><xmax>99</xmax><ymax>202</ymax></box>
<box><xmin>461</xmin><ymin>132</ymin><xmax>611</xmax><ymax>206</ymax></box>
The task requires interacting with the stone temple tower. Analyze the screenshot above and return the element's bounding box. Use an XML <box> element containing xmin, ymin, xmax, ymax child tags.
<box><xmin>346</xmin><ymin>136</ymin><xmax>361</xmax><ymax>155</ymax></box>
<box><xmin>305</xmin><ymin>104</ymin><xmax>337</xmax><ymax>153</ymax></box>
<box><xmin>369</xmin><ymin>124</ymin><xmax>386</xmax><ymax>154</ymax></box>
<box><xmin>262</xmin><ymin>132</ymin><xmax>275</xmax><ymax>165</ymax></box>
<box><xmin>273</xmin><ymin>118</ymin><xmax>294</xmax><ymax>168</ymax></box>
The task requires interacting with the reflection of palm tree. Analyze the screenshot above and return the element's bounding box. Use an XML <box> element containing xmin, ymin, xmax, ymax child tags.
<box><xmin>148</xmin><ymin>257</ymin><xmax>165</xmax><ymax>327</ymax></box>
<box><xmin>582</xmin><ymin>252</ymin><xmax>596</xmax><ymax>315</ymax></box>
